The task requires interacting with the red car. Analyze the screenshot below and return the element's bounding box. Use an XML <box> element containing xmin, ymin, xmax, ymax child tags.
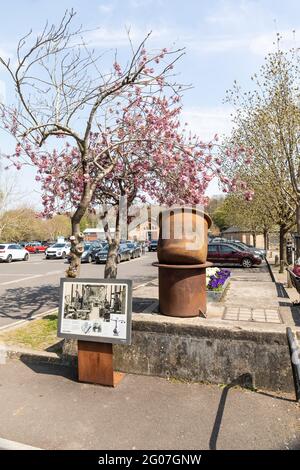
<box><xmin>25</xmin><ymin>242</ymin><xmax>48</xmax><ymax>254</ymax></box>
<box><xmin>207</xmin><ymin>243</ymin><xmax>262</xmax><ymax>268</ymax></box>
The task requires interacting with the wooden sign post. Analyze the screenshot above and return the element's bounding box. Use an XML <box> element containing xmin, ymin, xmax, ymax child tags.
<box><xmin>57</xmin><ymin>278</ymin><xmax>132</xmax><ymax>388</ymax></box>
<box><xmin>77</xmin><ymin>340</ymin><xmax>124</xmax><ymax>387</ymax></box>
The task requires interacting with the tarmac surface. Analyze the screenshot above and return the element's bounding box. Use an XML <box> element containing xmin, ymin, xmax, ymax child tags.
<box><xmin>0</xmin><ymin>359</ymin><xmax>299</xmax><ymax>450</ymax></box>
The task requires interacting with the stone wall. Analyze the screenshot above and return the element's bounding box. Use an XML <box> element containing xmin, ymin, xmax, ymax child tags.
<box><xmin>113</xmin><ymin>316</ymin><xmax>295</xmax><ymax>393</ymax></box>
<box><xmin>63</xmin><ymin>315</ymin><xmax>295</xmax><ymax>393</ymax></box>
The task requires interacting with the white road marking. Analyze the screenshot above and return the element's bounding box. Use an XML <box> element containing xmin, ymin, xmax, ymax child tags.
<box><xmin>0</xmin><ymin>270</ymin><xmax>63</xmax><ymax>286</ymax></box>
<box><xmin>133</xmin><ymin>278</ymin><xmax>158</xmax><ymax>290</ymax></box>
<box><xmin>0</xmin><ymin>437</ymin><xmax>41</xmax><ymax>450</ymax></box>
<box><xmin>46</xmin><ymin>270</ymin><xmax>64</xmax><ymax>275</ymax></box>
<box><xmin>0</xmin><ymin>308</ymin><xmax>58</xmax><ymax>331</ymax></box>
<box><xmin>0</xmin><ymin>274</ymin><xmax>32</xmax><ymax>276</ymax></box>
<box><xmin>0</xmin><ymin>274</ymin><xmax>42</xmax><ymax>286</ymax></box>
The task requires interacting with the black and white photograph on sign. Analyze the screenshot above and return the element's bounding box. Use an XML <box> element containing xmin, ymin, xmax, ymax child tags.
<box><xmin>58</xmin><ymin>279</ymin><xmax>132</xmax><ymax>344</ymax></box>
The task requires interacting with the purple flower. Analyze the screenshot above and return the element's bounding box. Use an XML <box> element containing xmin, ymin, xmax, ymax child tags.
<box><xmin>207</xmin><ymin>269</ymin><xmax>231</xmax><ymax>290</ymax></box>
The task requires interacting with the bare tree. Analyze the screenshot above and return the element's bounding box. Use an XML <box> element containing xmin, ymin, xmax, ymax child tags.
<box><xmin>224</xmin><ymin>41</ymin><xmax>300</xmax><ymax>258</ymax></box>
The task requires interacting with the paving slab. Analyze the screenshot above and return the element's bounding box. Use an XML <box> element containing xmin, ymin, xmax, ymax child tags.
<box><xmin>0</xmin><ymin>359</ymin><xmax>299</xmax><ymax>450</ymax></box>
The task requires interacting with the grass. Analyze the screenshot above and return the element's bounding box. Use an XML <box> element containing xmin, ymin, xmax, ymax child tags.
<box><xmin>0</xmin><ymin>313</ymin><xmax>61</xmax><ymax>352</ymax></box>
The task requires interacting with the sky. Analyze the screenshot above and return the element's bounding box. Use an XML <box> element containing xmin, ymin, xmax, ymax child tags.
<box><xmin>0</xmin><ymin>0</ymin><xmax>300</xmax><ymax>207</ymax></box>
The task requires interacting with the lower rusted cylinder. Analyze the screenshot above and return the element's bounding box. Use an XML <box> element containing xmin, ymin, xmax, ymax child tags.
<box><xmin>153</xmin><ymin>262</ymin><xmax>212</xmax><ymax>318</ymax></box>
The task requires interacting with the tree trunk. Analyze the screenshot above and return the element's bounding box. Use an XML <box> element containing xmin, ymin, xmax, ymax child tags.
<box><xmin>296</xmin><ymin>202</ymin><xmax>300</xmax><ymax>259</ymax></box>
<box><xmin>65</xmin><ymin>185</ymin><xmax>91</xmax><ymax>278</ymax></box>
<box><xmin>263</xmin><ymin>229</ymin><xmax>269</xmax><ymax>251</ymax></box>
<box><xmin>252</xmin><ymin>231</ymin><xmax>257</xmax><ymax>247</ymax></box>
<box><xmin>279</xmin><ymin>224</ymin><xmax>287</xmax><ymax>273</ymax></box>
<box><xmin>104</xmin><ymin>209</ymin><xmax>121</xmax><ymax>279</ymax></box>
<box><xmin>65</xmin><ymin>218</ymin><xmax>85</xmax><ymax>278</ymax></box>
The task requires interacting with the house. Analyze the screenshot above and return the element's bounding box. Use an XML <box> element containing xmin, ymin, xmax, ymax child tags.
<box><xmin>83</xmin><ymin>228</ymin><xmax>108</xmax><ymax>241</ymax></box>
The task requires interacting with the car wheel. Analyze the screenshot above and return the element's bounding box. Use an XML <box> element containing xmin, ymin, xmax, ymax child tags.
<box><xmin>23</xmin><ymin>253</ymin><xmax>29</xmax><ymax>261</ymax></box>
<box><xmin>61</xmin><ymin>252</ymin><xmax>66</xmax><ymax>259</ymax></box>
<box><xmin>241</xmin><ymin>257</ymin><xmax>253</xmax><ymax>268</ymax></box>
<box><xmin>88</xmin><ymin>255</ymin><xmax>92</xmax><ymax>263</ymax></box>
<box><xmin>117</xmin><ymin>255</ymin><xmax>121</xmax><ymax>264</ymax></box>
<box><xmin>6</xmin><ymin>255</ymin><xmax>12</xmax><ymax>263</ymax></box>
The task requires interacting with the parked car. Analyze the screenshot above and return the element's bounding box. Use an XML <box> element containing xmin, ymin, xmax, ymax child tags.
<box><xmin>210</xmin><ymin>239</ymin><xmax>265</xmax><ymax>260</ymax></box>
<box><xmin>67</xmin><ymin>242</ymin><xmax>102</xmax><ymax>264</ymax></box>
<box><xmin>94</xmin><ymin>243</ymin><xmax>131</xmax><ymax>264</ymax></box>
<box><xmin>25</xmin><ymin>241</ymin><xmax>48</xmax><ymax>254</ymax></box>
<box><xmin>0</xmin><ymin>243</ymin><xmax>29</xmax><ymax>263</ymax></box>
<box><xmin>231</xmin><ymin>240</ymin><xmax>266</xmax><ymax>258</ymax></box>
<box><xmin>89</xmin><ymin>241</ymin><xmax>107</xmax><ymax>261</ymax></box>
<box><xmin>207</xmin><ymin>242</ymin><xmax>262</xmax><ymax>268</ymax></box>
<box><xmin>210</xmin><ymin>237</ymin><xmax>228</xmax><ymax>242</ymax></box>
<box><xmin>148</xmin><ymin>240</ymin><xmax>158</xmax><ymax>252</ymax></box>
<box><xmin>126</xmin><ymin>241</ymin><xmax>141</xmax><ymax>259</ymax></box>
<box><xmin>45</xmin><ymin>242</ymin><xmax>70</xmax><ymax>259</ymax></box>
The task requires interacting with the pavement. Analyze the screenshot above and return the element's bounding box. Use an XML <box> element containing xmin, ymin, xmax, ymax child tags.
<box><xmin>129</xmin><ymin>260</ymin><xmax>300</xmax><ymax>331</ymax></box>
<box><xmin>0</xmin><ymin>359</ymin><xmax>299</xmax><ymax>450</ymax></box>
<box><xmin>0</xmin><ymin>252</ymin><xmax>158</xmax><ymax>328</ymax></box>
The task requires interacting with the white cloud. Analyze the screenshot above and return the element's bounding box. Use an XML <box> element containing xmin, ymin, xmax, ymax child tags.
<box><xmin>186</xmin><ymin>29</ymin><xmax>299</xmax><ymax>56</ymax></box>
<box><xmin>205</xmin><ymin>0</ymin><xmax>261</xmax><ymax>28</ymax></box>
<box><xmin>129</xmin><ymin>0</ymin><xmax>158</xmax><ymax>7</ymax></box>
<box><xmin>87</xmin><ymin>25</ymin><xmax>174</xmax><ymax>48</ymax></box>
<box><xmin>88</xmin><ymin>23</ymin><xmax>299</xmax><ymax>58</ymax></box>
<box><xmin>182</xmin><ymin>106</ymin><xmax>235</xmax><ymax>141</ymax></box>
<box><xmin>186</xmin><ymin>35</ymin><xmax>245</xmax><ymax>54</ymax></box>
<box><xmin>98</xmin><ymin>3</ymin><xmax>115</xmax><ymax>14</ymax></box>
<box><xmin>248</xmin><ymin>30</ymin><xmax>298</xmax><ymax>55</ymax></box>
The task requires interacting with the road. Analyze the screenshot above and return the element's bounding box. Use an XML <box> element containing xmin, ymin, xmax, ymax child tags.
<box><xmin>0</xmin><ymin>252</ymin><xmax>158</xmax><ymax>328</ymax></box>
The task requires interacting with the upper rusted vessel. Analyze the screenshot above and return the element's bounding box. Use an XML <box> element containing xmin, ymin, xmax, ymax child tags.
<box><xmin>157</xmin><ymin>207</ymin><xmax>212</xmax><ymax>265</ymax></box>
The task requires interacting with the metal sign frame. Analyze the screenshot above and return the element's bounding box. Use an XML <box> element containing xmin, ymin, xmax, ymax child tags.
<box><xmin>57</xmin><ymin>278</ymin><xmax>132</xmax><ymax>345</ymax></box>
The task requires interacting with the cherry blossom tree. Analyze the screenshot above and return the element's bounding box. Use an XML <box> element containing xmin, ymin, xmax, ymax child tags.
<box><xmin>0</xmin><ymin>11</ymin><xmax>251</xmax><ymax>278</ymax></box>
<box><xmin>26</xmin><ymin>93</ymin><xmax>223</xmax><ymax>278</ymax></box>
<box><xmin>0</xmin><ymin>10</ymin><xmax>190</xmax><ymax>276</ymax></box>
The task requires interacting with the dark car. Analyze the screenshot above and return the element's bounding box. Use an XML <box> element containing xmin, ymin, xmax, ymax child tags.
<box><xmin>94</xmin><ymin>243</ymin><xmax>131</xmax><ymax>264</ymax></box>
<box><xmin>148</xmin><ymin>240</ymin><xmax>158</xmax><ymax>252</ymax></box>
<box><xmin>88</xmin><ymin>241</ymin><xmax>106</xmax><ymax>262</ymax></box>
<box><xmin>231</xmin><ymin>240</ymin><xmax>266</xmax><ymax>258</ymax></box>
<box><xmin>207</xmin><ymin>242</ymin><xmax>262</xmax><ymax>268</ymax></box>
<box><xmin>126</xmin><ymin>241</ymin><xmax>141</xmax><ymax>259</ymax></box>
<box><xmin>210</xmin><ymin>239</ymin><xmax>265</xmax><ymax>260</ymax></box>
<box><xmin>67</xmin><ymin>242</ymin><xmax>99</xmax><ymax>264</ymax></box>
